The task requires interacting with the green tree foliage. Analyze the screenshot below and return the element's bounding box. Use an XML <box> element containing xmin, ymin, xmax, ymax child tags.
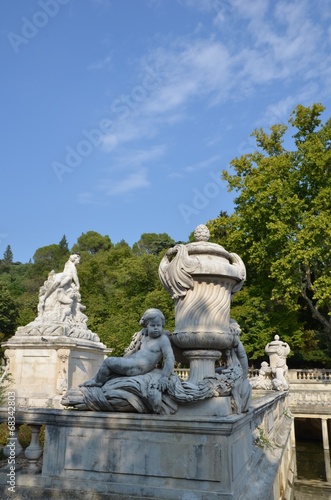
<box><xmin>77</xmin><ymin>247</ymin><xmax>174</xmax><ymax>356</ymax></box>
<box><xmin>0</xmin><ymin>282</ymin><xmax>19</xmax><ymax>342</ymax></box>
<box><xmin>2</xmin><ymin>245</ymin><xmax>13</xmax><ymax>265</ymax></box>
<box><xmin>0</xmin><ymin>245</ymin><xmax>14</xmax><ymax>274</ymax></box>
<box><xmin>72</xmin><ymin>231</ymin><xmax>112</xmax><ymax>255</ymax></box>
<box><xmin>132</xmin><ymin>233</ymin><xmax>175</xmax><ymax>255</ymax></box>
<box><xmin>208</xmin><ymin>103</ymin><xmax>331</xmax><ymax>366</ymax></box>
<box><xmin>0</xmin><ymin>232</ymin><xmax>177</xmax><ymax>358</ymax></box>
<box><xmin>33</xmin><ymin>235</ymin><xmax>70</xmax><ymax>279</ymax></box>
<box><xmin>58</xmin><ymin>235</ymin><xmax>69</xmax><ymax>254</ymax></box>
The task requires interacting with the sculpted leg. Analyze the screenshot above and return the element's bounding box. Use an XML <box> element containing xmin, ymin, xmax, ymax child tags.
<box><xmin>80</xmin><ymin>358</ymin><xmax>114</xmax><ymax>387</ymax></box>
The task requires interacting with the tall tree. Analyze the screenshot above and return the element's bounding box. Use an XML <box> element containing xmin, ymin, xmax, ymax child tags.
<box><xmin>209</xmin><ymin>103</ymin><xmax>331</xmax><ymax>365</ymax></box>
<box><xmin>2</xmin><ymin>245</ymin><xmax>13</xmax><ymax>265</ymax></box>
<box><xmin>58</xmin><ymin>235</ymin><xmax>69</xmax><ymax>255</ymax></box>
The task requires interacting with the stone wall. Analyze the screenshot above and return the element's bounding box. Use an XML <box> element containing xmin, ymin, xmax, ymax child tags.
<box><xmin>0</xmin><ymin>391</ymin><xmax>294</xmax><ymax>500</ymax></box>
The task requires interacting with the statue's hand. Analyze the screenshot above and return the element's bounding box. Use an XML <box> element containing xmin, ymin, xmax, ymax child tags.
<box><xmin>157</xmin><ymin>376</ymin><xmax>169</xmax><ymax>392</ymax></box>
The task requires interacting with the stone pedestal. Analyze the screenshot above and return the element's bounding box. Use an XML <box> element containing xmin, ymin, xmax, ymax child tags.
<box><xmin>184</xmin><ymin>349</ymin><xmax>222</xmax><ymax>384</ymax></box>
<box><xmin>0</xmin><ymin>392</ymin><xmax>294</xmax><ymax>500</ymax></box>
<box><xmin>3</xmin><ymin>336</ymin><xmax>111</xmax><ymax>408</ymax></box>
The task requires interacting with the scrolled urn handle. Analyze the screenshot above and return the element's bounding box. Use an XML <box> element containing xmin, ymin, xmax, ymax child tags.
<box><xmin>229</xmin><ymin>252</ymin><xmax>246</xmax><ymax>294</ymax></box>
<box><xmin>158</xmin><ymin>244</ymin><xmax>198</xmax><ymax>299</ymax></box>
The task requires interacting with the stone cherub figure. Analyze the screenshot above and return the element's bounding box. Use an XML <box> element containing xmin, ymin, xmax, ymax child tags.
<box><xmin>62</xmin><ymin>310</ymin><xmax>251</xmax><ymax>414</ymax></box>
<box><xmin>80</xmin><ymin>308</ymin><xmax>175</xmax><ymax>391</ymax></box>
<box><xmin>250</xmin><ymin>361</ymin><xmax>273</xmax><ymax>390</ymax></box>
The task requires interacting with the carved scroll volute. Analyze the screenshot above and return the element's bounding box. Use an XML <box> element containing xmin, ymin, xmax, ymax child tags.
<box><xmin>229</xmin><ymin>252</ymin><xmax>246</xmax><ymax>294</ymax></box>
<box><xmin>158</xmin><ymin>244</ymin><xmax>198</xmax><ymax>299</ymax></box>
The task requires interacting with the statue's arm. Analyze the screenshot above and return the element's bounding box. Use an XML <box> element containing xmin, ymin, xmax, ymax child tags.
<box><xmin>159</xmin><ymin>336</ymin><xmax>175</xmax><ymax>378</ymax></box>
<box><xmin>236</xmin><ymin>340</ymin><xmax>249</xmax><ymax>377</ymax></box>
<box><xmin>72</xmin><ymin>267</ymin><xmax>80</xmax><ymax>288</ymax></box>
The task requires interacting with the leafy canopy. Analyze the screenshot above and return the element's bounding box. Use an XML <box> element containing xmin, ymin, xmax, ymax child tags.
<box><xmin>209</xmin><ymin>103</ymin><xmax>331</xmax><ymax>365</ymax></box>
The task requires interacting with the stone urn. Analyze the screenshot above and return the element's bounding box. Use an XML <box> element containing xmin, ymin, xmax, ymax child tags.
<box><xmin>159</xmin><ymin>224</ymin><xmax>246</xmax><ymax>383</ymax></box>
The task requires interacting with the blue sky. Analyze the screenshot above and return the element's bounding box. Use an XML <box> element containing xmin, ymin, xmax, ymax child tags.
<box><xmin>1</xmin><ymin>0</ymin><xmax>331</xmax><ymax>263</ymax></box>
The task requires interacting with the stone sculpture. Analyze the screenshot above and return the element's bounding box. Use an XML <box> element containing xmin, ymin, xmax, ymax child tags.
<box><xmin>13</xmin><ymin>254</ymin><xmax>100</xmax><ymax>342</ymax></box>
<box><xmin>265</xmin><ymin>335</ymin><xmax>290</xmax><ymax>391</ymax></box>
<box><xmin>250</xmin><ymin>335</ymin><xmax>290</xmax><ymax>391</ymax></box>
<box><xmin>80</xmin><ymin>308</ymin><xmax>175</xmax><ymax>389</ymax></box>
<box><xmin>63</xmin><ymin>225</ymin><xmax>252</xmax><ymax>415</ymax></box>
<box><xmin>249</xmin><ymin>361</ymin><xmax>273</xmax><ymax>390</ymax></box>
<box><xmin>62</xmin><ymin>308</ymin><xmax>239</xmax><ymax>414</ymax></box>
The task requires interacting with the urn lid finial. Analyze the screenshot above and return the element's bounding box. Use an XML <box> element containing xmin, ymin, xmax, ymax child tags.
<box><xmin>193</xmin><ymin>224</ymin><xmax>210</xmax><ymax>242</ymax></box>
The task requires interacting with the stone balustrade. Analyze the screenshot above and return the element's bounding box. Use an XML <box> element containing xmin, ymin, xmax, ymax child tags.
<box><xmin>288</xmin><ymin>369</ymin><xmax>331</xmax><ymax>381</ymax></box>
<box><xmin>173</xmin><ymin>368</ymin><xmax>189</xmax><ymax>380</ymax></box>
<box><xmin>179</xmin><ymin>368</ymin><xmax>331</xmax><ymax>384</ymax></box>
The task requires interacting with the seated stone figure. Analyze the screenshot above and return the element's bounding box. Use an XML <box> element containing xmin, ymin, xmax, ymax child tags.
<box><xmin>250</xmin><ymin>361</ymin><xmax>273</xmax><ymax>390</ymax></box>
<box><xmin>80</xmin><ymin>308</ymin><xmax>175</xmax><ymax>391</ymax></box>
<box><xmin>41</xmin><ymin>253</ymin><xmax>81</xmax><ymax>310</ymax></box>
<box><xmin>62</xmin><ymin>310</ymin><xmax>251</xmax><ymax>414</ymax></box>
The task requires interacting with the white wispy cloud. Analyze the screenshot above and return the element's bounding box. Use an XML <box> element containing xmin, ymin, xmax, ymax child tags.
<box><xmin>76</xmin><ymin>192</ymin><xmax>108</xmax><ymax>206</ymax></box>
<box><xmin>77</xmin><ymin>145</ymin><xmax>165</xmax><ymax>202</ymax></box>
<box><xmin>101</xmin><ymin>0</ymin><xmax>331</xmax><ymax>153</ymax></box>
<box><xmin>261</xmin><ymin>83</ymin><xmax>322</xmax><ymax>127</ymax></box>
<box><xmin>112</xmin><ymin>145</ymin><xmax>167</xmax><ymax>168</ymax></box>
<box><xmin>87</xmin><ymin>55</ymin><xmax>112</xmax><ymax>70</ymax></box>
<box><xmin>185</xmin><ymin>154</ymin><xmax>222</xmax><ymax>172</ymax></box>
<box><xmin>96</xmin><ymin>168</ymin><xmax>150</xmax><ymax>195</ymax></box>
<box><xmin>94</xmin><ymin>0</ymin><xmax>331</xmax><ymax>193</ymax></box>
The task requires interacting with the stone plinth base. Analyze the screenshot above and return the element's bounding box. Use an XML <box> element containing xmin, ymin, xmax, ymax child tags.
<box><xmin>176</xmin><ymin>395</ymin><xmax>232</xmax><ymax>416</ymax></box>
<box><xmin>0</xmin><ymin>392</ymin><xmax>294</xmax><ymax>499</ymax></box>
<box><xmin>2</xmin><ymin>336</ymin><xmax>111</xmax><ymax>408</ymax></box>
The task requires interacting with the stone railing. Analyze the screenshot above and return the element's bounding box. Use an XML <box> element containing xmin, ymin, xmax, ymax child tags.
<box><xmin>173</xmin><ymin>368</ymin><xmax>189</xmax><ymax>380</ymax></box>
<box><xmin>248</xmin><ymin>368</ymin><xmax>331</xmax><ymax>382</ymax></box>
<box><xmin>287</xmin><ymin>369</ymin><xmax>331</xmax><ymax>382</ymax></box>
<box><xmin>177</xmin><ymin>368</ymin><xmax>331</xmax><ymax>384</ymax></box>
<box><xmin>182</xmin><ymin>368</ymin><xmax>331</xmax><ymax>384</ymax></box>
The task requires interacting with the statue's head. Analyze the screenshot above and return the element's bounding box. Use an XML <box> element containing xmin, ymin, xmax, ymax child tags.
<box><xmin>139</xmin><ymin>308</ymin><xmax>165</xmax><ymax>328</ymax></box>
<box><xmin>69</xmin><ymin>253</ymin><xmax>81</xmax><ymax>264</ymax></box>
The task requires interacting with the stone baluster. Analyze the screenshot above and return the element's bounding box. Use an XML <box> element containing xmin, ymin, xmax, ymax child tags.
<box><xmin>24</xmin><ymin>425</ymin><xmax>43</xmax><ymax>473</ymax></box>
<box><xmin>2</xmin><ymin>425</ymin><xmax>23</xmax><ymax>467</ymax></box>
<box><xmin>321</xmin><ymin>418</ymin><xmax>329</xmax><ymax>450</ymax></box>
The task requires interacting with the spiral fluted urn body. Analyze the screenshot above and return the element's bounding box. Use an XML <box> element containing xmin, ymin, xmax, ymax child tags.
<box><xmin>158</xmin><ymin>225</ymin><xmax>246</xmax><ymax>352</ymax></box>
